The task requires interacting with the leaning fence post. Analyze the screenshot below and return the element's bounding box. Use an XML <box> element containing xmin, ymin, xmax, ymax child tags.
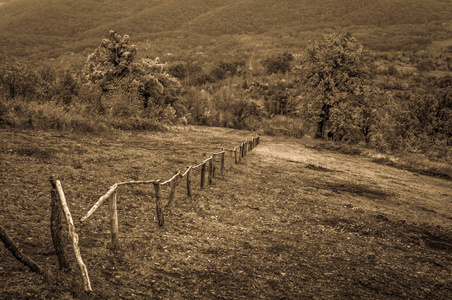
<box><xmin>166</xmin><ymin>172</ymin><xmax>178</xmax><ymax>208</ymax></box>
<box><xmin>153</xmin><ymin>180</ymin><xmax>164</xmax><ymax>227</ymax></box>
<box><xmin>55</xmin><ymin>180</ymin><xmax>92</xmax><ymax>292</ymax></box>
<box><xmin>186</xmin><ymin>167</ymin><xmax>192</xmax><ymax>199</ymax></box>
<box><xmin>110</xmin><ymin>191</ymin><xmax>119</xmax><ymax>252</ymax></box>
<box><xmin>49</xmin><ymin>177</ymin><xmax>70</xmax><ymax>271</ymax></box>
<box><xmin>201</xmin><ymin>162</ymin><xmax>206</xmax><ymax>189</ymax></box>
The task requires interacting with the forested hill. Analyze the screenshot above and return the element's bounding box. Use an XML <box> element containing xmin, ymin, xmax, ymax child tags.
<box><xmin>1</xmin><ymin>0</ymin><xmax>452</xmax><ymax>62</ymax></box>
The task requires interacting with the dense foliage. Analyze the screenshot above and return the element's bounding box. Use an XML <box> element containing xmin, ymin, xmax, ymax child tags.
<box><xmin>0</xmin><ymin>5</ymin><xmax>450</xmax><ymax>160</ymax></box>
<box><xmin>296</xmin><ymin>33</ymin><xmax>378</xmax><ymax>142</ymax></box>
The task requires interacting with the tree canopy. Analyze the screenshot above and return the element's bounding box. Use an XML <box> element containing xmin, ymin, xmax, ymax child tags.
<box><xmin>297</xmin><ymin>32</ymin><xmax>379</xmax><ymax>142</ymax></box>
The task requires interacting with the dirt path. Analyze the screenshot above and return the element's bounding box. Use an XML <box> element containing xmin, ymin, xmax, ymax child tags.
<box><xmin>253</xmin><ymin>139</ymin><xmax>452</xmax><ymax>228</ymax></box>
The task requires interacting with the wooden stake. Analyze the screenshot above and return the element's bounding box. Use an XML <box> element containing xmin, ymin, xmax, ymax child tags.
<box><xmin>0</xmin><ymin>224</ymin><xmax>46</xmax><ymax>276</ymax></box>
<box><xmin>208</xmin><ymin>157</ymin><xmax>213</xmax><ymax>185</ymax></box>
<box><xmin>239</xmin><ymin>145</ymin><xmax>243</xmax><ymax>161</ymax></box>
<box><xmin>166</xmin><ymin>172</ymin><xmax>178</xmax><ymax>208</ymax></box>
<box><xmin>55</xmin><ymin>180</ymin><xmax>92</xmax><ymax>292</ymax></box>
<box><xmin>212</xmin><ymin>155</ymin><xmax>216</xmax><ymax>179</ymax></box>
<box><xmin>200</xmin><ymin>162</ymin><xmax>206</xmax><ymax>189</ymax></box>
<box><xmin>153</xmin><ymin>181</ymin><xmax>164</xmax><ymax>227</ymax></box>
<box><xmin>234</xmin><ymin>148</ymin><xmax>238</xmax><ymax>164</ymax></box>
<box><xmin>220</xmin><ymin>151</ymin><xmax>225</xmax><ymax>175</ymax></box>
<box><xmin>49</xmin><ymin>177</ymin><xmax>69</xmax><ymax>271</ymax></box>
<box><xmin>110</xmin><ymin>191</ymin><xmax>119</xmax><ymax>252</ymax></box>
<box><xmin>186</xmin><ymin>167</ymin><xmax>192</xmax><ymax>199</ymax></box>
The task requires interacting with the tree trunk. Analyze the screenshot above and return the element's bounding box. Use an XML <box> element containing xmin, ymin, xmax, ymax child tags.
<box><xmin>314</xmin><ymin>103</ymin><xmax>331</xmax><ymax>139</ymax></box>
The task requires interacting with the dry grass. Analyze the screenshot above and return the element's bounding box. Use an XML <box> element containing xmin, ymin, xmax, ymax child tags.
<box><xmin>0</xmin><ymin>126</ymin><xmax>451</xmax><ymax>299</ymax></box>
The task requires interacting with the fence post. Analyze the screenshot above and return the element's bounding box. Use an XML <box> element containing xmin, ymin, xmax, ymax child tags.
<box><xmin>49</xmin><ymin>177</ymin><xmax>70</xmax><ymax>271</ymax></box>
<box><xmin>166</xmin><ymin>172</ymin><xmax>178</xmax><ymax>208</ymax></box>
<box><xmin>110</xmin><ymin>191</ymin><xmax>119</xmax><ymax>252</ymax></box>
<box><xmin>208</xmin><ymin>157</ymin><xmax>213</xmax><ymax>185</ymax></box>
<box><xmin>201</xmin><ymin>162</ymin><xmax>206</xmax><ymax>189</ymax></box>
<box><xmin>55</xmin><ymin>180</ymin><xmax>92</xmax><ymax>292</ymax></box>
<box><xmin>220</xmin><ymin>151</ymin><xmax>225</xmax><ymax>175</ymax></box>
<box><xmin>212</xmin><ymin>155</ymin><xmax>216</xmax><ymax>179</ymax></box>
<box><xmin>186</xmin><ymin>167</ymin><xmax>192</xmax><ymax>199</ymax></box>
<box><xmin>153</xmin><ymin>181</ymin><xmax>164</xmax><ymax>227</ymax></box>
<box><xmin>234</xmin><ymin>148</ymin><xmax>238</xmax><ymax>164</ymax></box>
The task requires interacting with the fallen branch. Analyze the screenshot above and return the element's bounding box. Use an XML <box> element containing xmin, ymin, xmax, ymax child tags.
<box><xmin>0</xmin><ymin>224</ymin><xmax>46</xmax><ymax>277</ymax></box>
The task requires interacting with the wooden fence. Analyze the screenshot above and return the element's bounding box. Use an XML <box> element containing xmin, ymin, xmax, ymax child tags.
<box><xmin>45</xmin><ymin>135</ymin><xmax>260</xmax><ymax>292</ymax></box>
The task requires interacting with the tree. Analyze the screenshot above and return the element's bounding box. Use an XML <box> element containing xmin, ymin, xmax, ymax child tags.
<box><xmin>230</xmin><ymin>98</ymin><xmax>265</xmax><ymax>127</ymax></box>
<box><xmin>297</xmin><ymin>33</ymin><xmax>376</xmax><ymax>141</ymax></box>
<box><xmin>82</xmin><ymin>31</ymin><xmax>184</xmax><ymax>120</ymax></box>
<box><xmin>0</xmin><ymin>59</ymin><xmax>39</xmax><ymax>100</ymax></box>
<box><xmin>83</xmin><ymin>30</ymin><xmax>137</xmax><ymax>92</ymax></box>
<box><xmin>262</xmin><ymin>53</ymin><xmax>294</xmax><ymax>75</ymax></box>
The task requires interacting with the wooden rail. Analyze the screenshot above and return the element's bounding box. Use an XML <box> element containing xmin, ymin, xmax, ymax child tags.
<box><xmin>80</xmin><ymin>135</ymin><xmax>260</xmax><ymax>228</ymax></box>
<box><xmin>53</xmin><ymin>134</ymin><xmax>260</xmax><ymax>292</ymax></box>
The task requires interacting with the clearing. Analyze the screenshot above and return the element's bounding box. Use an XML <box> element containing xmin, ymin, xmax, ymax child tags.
<box><xmin>0</xmin><ymin>126</ymin><xmax>451</xmax><ymax>299</ymax></box>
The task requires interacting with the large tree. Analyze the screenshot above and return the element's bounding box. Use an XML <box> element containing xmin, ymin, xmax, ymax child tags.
<box><xmin>82</xmin><ymin>31</ymin><xmax>184</xmax><ymax>118</ymax></box>
<box><xmin>83</xmin><ymin>30</ymin><xmax>137</xmax><ymax>91</ymax></box>
<box><xmin>297</xmin><ymin>33</ymin><xmax>377</xmax><ymax>141</ymax></box>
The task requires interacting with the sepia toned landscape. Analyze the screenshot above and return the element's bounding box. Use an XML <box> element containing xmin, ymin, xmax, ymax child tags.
<box><xmin>0</xmin><ymin>0</ymin><xmax>451</xmax><ymax>299</ymax></box>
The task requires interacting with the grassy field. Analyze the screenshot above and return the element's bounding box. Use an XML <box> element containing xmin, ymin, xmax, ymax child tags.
<box><xmin>0</xmin><ymin>126</ymin><xmax>451</xmax><ymax>299</ymax></box>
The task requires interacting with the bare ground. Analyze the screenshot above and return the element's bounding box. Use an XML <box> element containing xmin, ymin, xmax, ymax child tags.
<box><xmin>0</xmin><ymin>126</ymin><xmax>451</xmax><ymax>299</ymax></box>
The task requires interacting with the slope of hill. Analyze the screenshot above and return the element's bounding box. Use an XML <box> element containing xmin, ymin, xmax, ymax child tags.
<box><xmin>1</xmin><ymin>0</ymin><xmax>452</xmax><ymax>62</ymax></box>
<box><xmin>0</xmin><ymin>127</ymin><xmax>451</xmax><ymax>298</ymax></box>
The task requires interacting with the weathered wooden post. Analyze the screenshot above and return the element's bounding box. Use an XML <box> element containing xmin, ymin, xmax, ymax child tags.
<box><xmin>166</xmin><ymin>172</ymin><xmax>179</xmax><ymax>208</ymax></box>
<box><xmin>234</xmin><ymin>147</ymin><xmax>238</xmax><ymax>164</ymax></box>
<box><xmin>186</xmin><ymin>167</ymin><xmax>192</xmax><ymax>199</ymax></box>
<box><xmin>49</xmin><ymin>177</ymin><xmax>70</xmax><ymax>271</ymax></box>
<box><xmin>109</xmin><ymin>191</ymin><xmax>119</xmax><ymax>251</ymax></box>
<box><xmin>55</xmin><ymin>180</ymin><xmax>92</xmax><ymax>292</ymax></box>
<box><xmin>200</xmin><ymin>162</ymin><xmax>206</xmax><ymax>189</ymax></box>
<box><xmin>212</xmin><ymin>155</ymin><xmax>216</xmax><ymax>179</ymax></box>
<box><xmin>208</xmin><ymin>157</ymin><xmax>213</xmax><ymax>185</ymax></box>
<box><xmin>153</xmin><ymin>181</ymin><xmax>164</xmax><ymax>227</ymax></box>
<box><xmin>220</xmin><ymin>151</ymin><xmax>225</xmax><ymax>175</ymax></box>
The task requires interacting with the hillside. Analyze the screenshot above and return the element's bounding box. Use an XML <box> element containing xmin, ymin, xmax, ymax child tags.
<box><xmin>1</xmin><ymin>0</ymin><xmax>452</xmax><ymax>63</ymax></box>
<box><xmin>0</xmin><ymin>126</ymin><xmax>451</xmax><ymax>298</ymax></box>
